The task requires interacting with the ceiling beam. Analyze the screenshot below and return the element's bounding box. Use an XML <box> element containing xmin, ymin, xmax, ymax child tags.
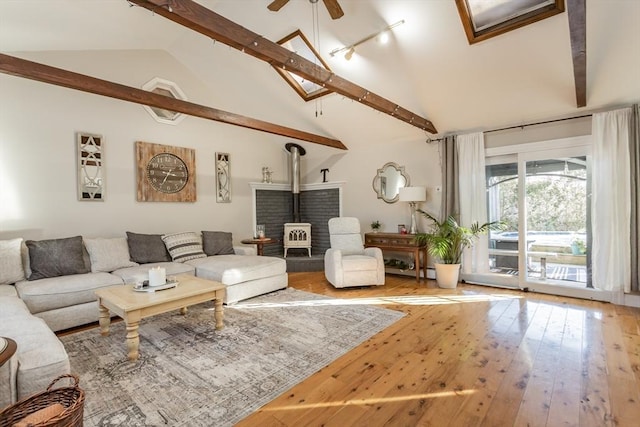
<box><xmin>0</xmin><ymin>53</ymin><xmax>347</xmax><ymax>150</ymax></box>
<box><xmin>129</xmin><ymin>0</ymin><xmax>438</xmax><ymax>134</ymax></box>
<box><xmin>567</xmin><ymin>0</ymin><xmax>587</xmax><ymax>107</ymax></box>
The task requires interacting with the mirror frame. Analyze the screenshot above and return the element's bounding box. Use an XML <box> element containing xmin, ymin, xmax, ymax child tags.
<box><xmin>215</xmin><ymin>152</ymin><xmax>231</xmax><ymax>203</ymax></box>
<box><xmin>372</xmin><ymin>162</ymin><xmax>410</xmax><ymax>204</ymax></box>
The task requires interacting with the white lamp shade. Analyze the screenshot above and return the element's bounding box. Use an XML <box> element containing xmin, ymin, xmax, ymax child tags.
<box><xmin>399</xmin><ymin>186</ymin><xmax>426</xmax><ymax>202</ymax></box>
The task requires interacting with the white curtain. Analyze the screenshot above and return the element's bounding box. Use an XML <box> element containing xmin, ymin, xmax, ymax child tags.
<box><xmin>592</xmin><ymin>108</ymin><xmax>632</xmax><ymax>293</ymax></box>
<box><xmin>457</xmin><ymin>132</ymin><xmax>490</xmax><ymax>274</ymax></box>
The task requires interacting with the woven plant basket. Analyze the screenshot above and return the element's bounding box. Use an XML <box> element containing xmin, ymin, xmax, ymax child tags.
<box><xmin>0</xmin><ymin>374</ymin><xmax>84</xmax><ymax>427</ymax></box>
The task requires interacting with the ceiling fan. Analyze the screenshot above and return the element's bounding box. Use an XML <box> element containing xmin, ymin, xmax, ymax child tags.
<box><xmin>268</xmin><ymin>0</ymin><xmax>344</xmax><ymax>20</ymax></box>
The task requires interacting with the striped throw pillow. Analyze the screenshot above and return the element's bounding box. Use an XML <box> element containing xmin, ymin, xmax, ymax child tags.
<box><xmin>161</xmin><ymin>232</ymin><xmax>207</xmax><ymax>262</ymax></box>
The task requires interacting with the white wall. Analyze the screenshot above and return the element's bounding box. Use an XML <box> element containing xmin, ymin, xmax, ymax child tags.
<box><xmin>0</xmin><ymin>50</ymin><xmax>441</xmax><ymax>241</ymax></box>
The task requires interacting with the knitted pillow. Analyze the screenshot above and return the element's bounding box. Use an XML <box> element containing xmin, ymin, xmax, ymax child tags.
<box><xmin>162</xmin><ymin>232</ymin><xmax>207</xmax><ymax>262</ymax></box>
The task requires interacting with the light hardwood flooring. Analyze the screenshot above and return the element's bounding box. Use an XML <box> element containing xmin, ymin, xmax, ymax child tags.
<box><xmin>236</xmin><ymin>272</ymin><xmax>640</xmax><ymax>427</ymax></box>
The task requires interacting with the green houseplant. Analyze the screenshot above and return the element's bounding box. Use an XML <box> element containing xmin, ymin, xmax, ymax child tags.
<box><xmin>414</xmin><ymin>210</ymin><xmax>502</xmax><ymax>288</ymax></box>
<box><xmin>370</xmin><ymin>220</ymin><xmax>381</xmax><ymax>232</ymax></box>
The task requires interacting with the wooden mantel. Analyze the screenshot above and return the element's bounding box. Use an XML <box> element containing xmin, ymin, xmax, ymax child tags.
<box><xmin>129</xmin><ymin>0</ymin><xmax>438</xmax><ymax>134</ymax></box>
<box><xmin>0</xmin><ymin>53</ymin><xmax>346</xmax><ymax>150</ymax></box>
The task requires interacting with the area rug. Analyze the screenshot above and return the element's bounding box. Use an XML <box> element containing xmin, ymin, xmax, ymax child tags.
<box><xmin>60</xmin><ymin>288</ymin><xmax>405</xmax><ymax>426</ymax></box>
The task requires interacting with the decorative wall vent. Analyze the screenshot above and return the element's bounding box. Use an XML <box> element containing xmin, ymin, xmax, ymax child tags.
<box><xmin>141</xmin><ymin>77</ymin><xmax>187</xmax><ymax>125</ymax></box>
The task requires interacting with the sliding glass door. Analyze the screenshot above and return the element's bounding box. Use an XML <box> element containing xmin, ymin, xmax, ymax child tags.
<box><xmin>523</xmin><ymin>155</ymin><xmax>590</xmax><ymax>287</ymax></box>
<box><xmin>482</xmin><ymin>137</ymin><xmax>601</xmax><ymax>300</ymax></box>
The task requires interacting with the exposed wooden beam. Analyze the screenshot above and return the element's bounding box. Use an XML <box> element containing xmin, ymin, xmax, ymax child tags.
<box><xmin>129</xmin><ymin>0</ymin><xmax>437</xmax><ymax>134</ymax></box>
<box><xmin>0</xmin><ymin>53</ymin><xmax>347</xmax><ymax>150</ymax></box>
<box><xmin>567</xmin><ymin>0</ymin><xmax>587</xmax><ymax>107</ymax></box>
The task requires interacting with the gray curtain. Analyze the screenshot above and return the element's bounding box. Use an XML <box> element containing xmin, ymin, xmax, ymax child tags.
<box><xmin>439</xmin><ymin>135</ymin><xmax>458</xmax><ymax>221</ymax></box>
<box><xmin>631</xmin><ymin>104</ymin><xmax>639</xmax><ymax>292</ymax></box>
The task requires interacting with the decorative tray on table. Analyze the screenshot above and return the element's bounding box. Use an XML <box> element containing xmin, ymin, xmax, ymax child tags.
<box><xmin>133</xmin><ymin>280</ymin><xmax>179</xmax><ymax>293</ymax></box>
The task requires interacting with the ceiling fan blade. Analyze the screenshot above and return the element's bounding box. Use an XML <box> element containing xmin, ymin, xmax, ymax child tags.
<box><xmin>322</xmin><ymin>0</ymin><xmax>344</xmax><ymax>19</ymax></box>
<box><xmin>267</xmin><ymin>0</ymin><xmax>290</xmax><ymax>12</ymax></box>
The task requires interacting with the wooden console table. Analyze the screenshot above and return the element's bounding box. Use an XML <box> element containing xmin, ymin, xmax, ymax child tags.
<box><xmin>364</xmin><ymin>232</ymin><xmax>427</xmax><ymax>282</ymax></box>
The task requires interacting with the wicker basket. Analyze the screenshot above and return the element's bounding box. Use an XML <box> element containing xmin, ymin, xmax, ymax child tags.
<box><xmin>0</xmin><ymin>374</ymin><xmax>84</xmax><ymax>427</ymax></box>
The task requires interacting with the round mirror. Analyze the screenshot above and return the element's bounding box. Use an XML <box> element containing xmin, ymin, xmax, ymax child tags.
<box><xmin>372</xmin><ymin>162</ymin><xmax>410</xmax><ymax>203</ymax></box>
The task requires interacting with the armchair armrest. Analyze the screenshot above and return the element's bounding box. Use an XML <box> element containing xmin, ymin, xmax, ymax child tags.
<box><xmin>364</xmin><ymin>247</ymin><xmax>385</xmax><ymax>284</ymax></box>
<box><xmin>324</xmin><ymin>248</ymin><xmax>343</xmax><ymax>287</ymax></box>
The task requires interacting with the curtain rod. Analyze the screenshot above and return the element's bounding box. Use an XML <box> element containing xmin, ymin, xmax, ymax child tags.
<box><xmin>426</xmin><ymin>113</ymin><xmax>593</xmax><ymax>144</ymax></box>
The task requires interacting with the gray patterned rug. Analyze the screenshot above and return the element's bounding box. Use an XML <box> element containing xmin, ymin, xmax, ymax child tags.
<box><xmin>60</xmin><ymin>288</ymin><xmax>404</xmax><ymax>426</ymax></box>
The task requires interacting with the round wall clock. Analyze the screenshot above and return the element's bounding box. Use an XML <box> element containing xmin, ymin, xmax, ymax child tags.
<box><xmin>146</xmin><ymin>153</ymin><xmax>188</xmax><ymax>194</ymax></box>
<box><xmin>136</xmin><ymin>141</ymin><xmax>197</xmax><ymax>202</ymax></box>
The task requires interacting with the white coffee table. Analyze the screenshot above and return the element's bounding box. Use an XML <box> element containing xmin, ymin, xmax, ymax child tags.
<box><xmin>95</xmin><ymin>275</ymin><xmax>225</xmax><ymax>361</ymax></box>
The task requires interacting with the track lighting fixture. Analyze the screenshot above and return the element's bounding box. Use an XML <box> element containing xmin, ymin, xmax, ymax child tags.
<box><xmin>329</xmin><ymin>20</ymin><xmax>405</xmax><ymax>60</ymax></box>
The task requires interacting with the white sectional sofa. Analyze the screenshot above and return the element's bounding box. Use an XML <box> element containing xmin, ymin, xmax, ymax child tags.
<box><xmin>0</xmin><ymin>230</ymin><xmax>288</xmax><ymax>408</ymax></box>
<box><xmin>0</xmin><ymin>291</ymin><xmax>71</xmax><ymax>410</ymax></box>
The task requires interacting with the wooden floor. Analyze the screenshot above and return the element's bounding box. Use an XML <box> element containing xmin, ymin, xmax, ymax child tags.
<box><xmin>236</xmin><ymin>272</ymin><xmax>640</xmax><ymax>427</ymax></box>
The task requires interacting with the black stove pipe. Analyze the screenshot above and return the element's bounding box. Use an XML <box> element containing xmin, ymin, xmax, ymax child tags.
<box><xmin>285</xmin><ymin>143</ymin><xmax>306</xmax><ymax>223</ymax></box>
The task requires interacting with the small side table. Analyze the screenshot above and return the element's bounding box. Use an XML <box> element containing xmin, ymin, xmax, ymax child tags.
<box><xmin>241</xmin><ymin>237</ymin><xmax>275</xmax><ymax>256</ymax></box>
<box><xmin>0</xmin><ymin>337</ymin><xmax>17</xmax><ymax>367</ymax></box>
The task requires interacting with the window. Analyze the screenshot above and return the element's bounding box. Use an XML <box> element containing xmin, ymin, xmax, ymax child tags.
<box><xmin>141</xmin><ymin>78</ymin><xmax>187</xmax><ymax>125</ymax></box>
<box><xmin>455</xmin><ymin>0</ymin><xmax>565</xmax><ymax>44</ymax></box>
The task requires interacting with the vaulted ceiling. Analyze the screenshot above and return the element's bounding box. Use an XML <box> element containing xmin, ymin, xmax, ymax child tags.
<box><xmin>1</xmin><ymin>0</ymin><xmax>638</xmax><ymax>149</ymax></box>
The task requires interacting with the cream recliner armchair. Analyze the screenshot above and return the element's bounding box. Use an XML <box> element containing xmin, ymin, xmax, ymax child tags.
<box><xmin>324</xmin><ymin>217</ymin><xmax>385</xmax><ymax>288</ymax></box>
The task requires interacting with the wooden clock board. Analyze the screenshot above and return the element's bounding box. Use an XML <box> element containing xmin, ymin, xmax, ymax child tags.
<box><xmin>136</xmin><ymin>141</ymin><xmax>196</xmax><ymax>202</ymax></box>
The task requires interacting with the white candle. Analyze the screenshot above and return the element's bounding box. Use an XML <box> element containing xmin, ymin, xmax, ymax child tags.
<box><xmin>149</xmin><ymin>267</ymin><xmax>166</xmax><ymax>286</ymax></box>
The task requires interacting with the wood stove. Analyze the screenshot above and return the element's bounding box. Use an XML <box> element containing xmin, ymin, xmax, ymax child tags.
<box><xmin>284</xmin><ymin>223</ymin><xmax>311</xmax><ymax>257</ymax></box>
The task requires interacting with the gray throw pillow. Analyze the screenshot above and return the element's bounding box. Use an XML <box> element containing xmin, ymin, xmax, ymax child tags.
<box><xmin>26</xmin><ymin>236</ymin><xmax>90</xmax><ymax>280</ymax></box>
<box><xmin>126</xmin><ymin>232</ymin><xmax>172</xmax><ymax>264</ymax></box>
<box><xmin>201</xmin><ymin>231</ymin><xmax>234</xmax><ymax>256</ymax></box>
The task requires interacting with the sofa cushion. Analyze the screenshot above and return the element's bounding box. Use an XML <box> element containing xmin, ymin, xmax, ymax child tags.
<box><xmin>0</xmin><ymin>296</ymin><xmax>70</xmax><ymax>404</ymax></box>
<box><xmin>162</xmin><ymin>232</ymin><xmax>207</xmax><ymax>262</ymax></box>
<box><xmin>15</xmin><ymin>272</ymin><xmax>123</xmax><ymax>314</ymax></box>
<box><xmin>84</xmin><ymin>237</ymin><xmax>139</xmax><ymax>272</ymax></box>
<box><xmin>126</xmin><ymin>232</ymin><xmax>171</xmax><ymax>263</ymax></box>
<box><xmin>25</xmin><ymin>236</ymin><xmax>90</xmax><ymax>281</ymax></box>
<box><xmin>0</xmin><ymin>294</ymin><xmax>32</xmax><ymax>317</ymax></box>
<box><xmin>202</xmin><ymin>231</ymin><xmax>234</xmax><ymax>256</ymax></box>
<box><xmin>0</xmin><ymin>284</ymin><xmax>18</xmax><ymax>297</ymax></box>
<box><xmin>186</xmin><ymin>255</ymin><xmax>286</xmax><ymax>286</ymax></box>
<box><xmin>0</xmin><ymin>238</ymin><xmax>25</xmax><ymax>285</ymax></box>
<box><xmin>111</xmin><ymin>261</ymin><xmax>195</xmax><ymax>284</ymax></box>
<box><xmin>342</xmin><ymin>254</ymin><xmax>381</xmax><ymax>271</ymax></box>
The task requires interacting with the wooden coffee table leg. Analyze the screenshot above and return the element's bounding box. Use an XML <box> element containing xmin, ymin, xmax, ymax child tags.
<box><xmin>214</xmin><ymin>298</ymin><xmax>224</xmax><ymax>330</ymax></box>
<box><xmin>98</xmin><ymin>302</ymin><xmax>111</xmax><ymax>336</ymax></box>
<box><xmin>180</xmin><ymin>307</ymin><xmax>188</xmax><ymax>315</ymax></box>
<box><xmin>125</xmin><ymin>320</ymin><xmax>140</xmax><ymax>361</ymax></box>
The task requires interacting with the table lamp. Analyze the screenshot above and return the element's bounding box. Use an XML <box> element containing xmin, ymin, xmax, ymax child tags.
<box><xmin>399</xmin><ymin>186</ymin><xmax>427</xmax><ymax>234</ymax></box>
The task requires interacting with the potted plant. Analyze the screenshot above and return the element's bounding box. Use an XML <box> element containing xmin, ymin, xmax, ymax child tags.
<box><xmin>570</xmin><ymin>237</ymin><xmax>586</xmax><ymax>255</ymax></box>
<box><xmin>414</xmin><ymin>210</ymin><xmax>502</xmax><ymax>288</ymax></box>
<box><xmin>370</xmin><ymin>220</ymin><xmax>381</xmax><ymax>232</ymax></box>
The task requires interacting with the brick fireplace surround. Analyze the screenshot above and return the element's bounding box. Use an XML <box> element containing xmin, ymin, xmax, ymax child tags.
<box><xmin>250</xmin><ymin>182</ymin><xmax>343</xmax><ymax>271</ymax></box>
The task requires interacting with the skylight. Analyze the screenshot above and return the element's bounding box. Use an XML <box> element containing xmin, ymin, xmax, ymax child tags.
<box><xmin>456</xmin><ymin>0</ymin><xmax>565</xmax><ymax>44</ymax></box>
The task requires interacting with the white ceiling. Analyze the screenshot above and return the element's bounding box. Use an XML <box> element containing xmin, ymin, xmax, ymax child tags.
<box><xmin>1</xmin><ymin>0</ymin><xmax>639</xmax><ymax>148</ymax></box>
